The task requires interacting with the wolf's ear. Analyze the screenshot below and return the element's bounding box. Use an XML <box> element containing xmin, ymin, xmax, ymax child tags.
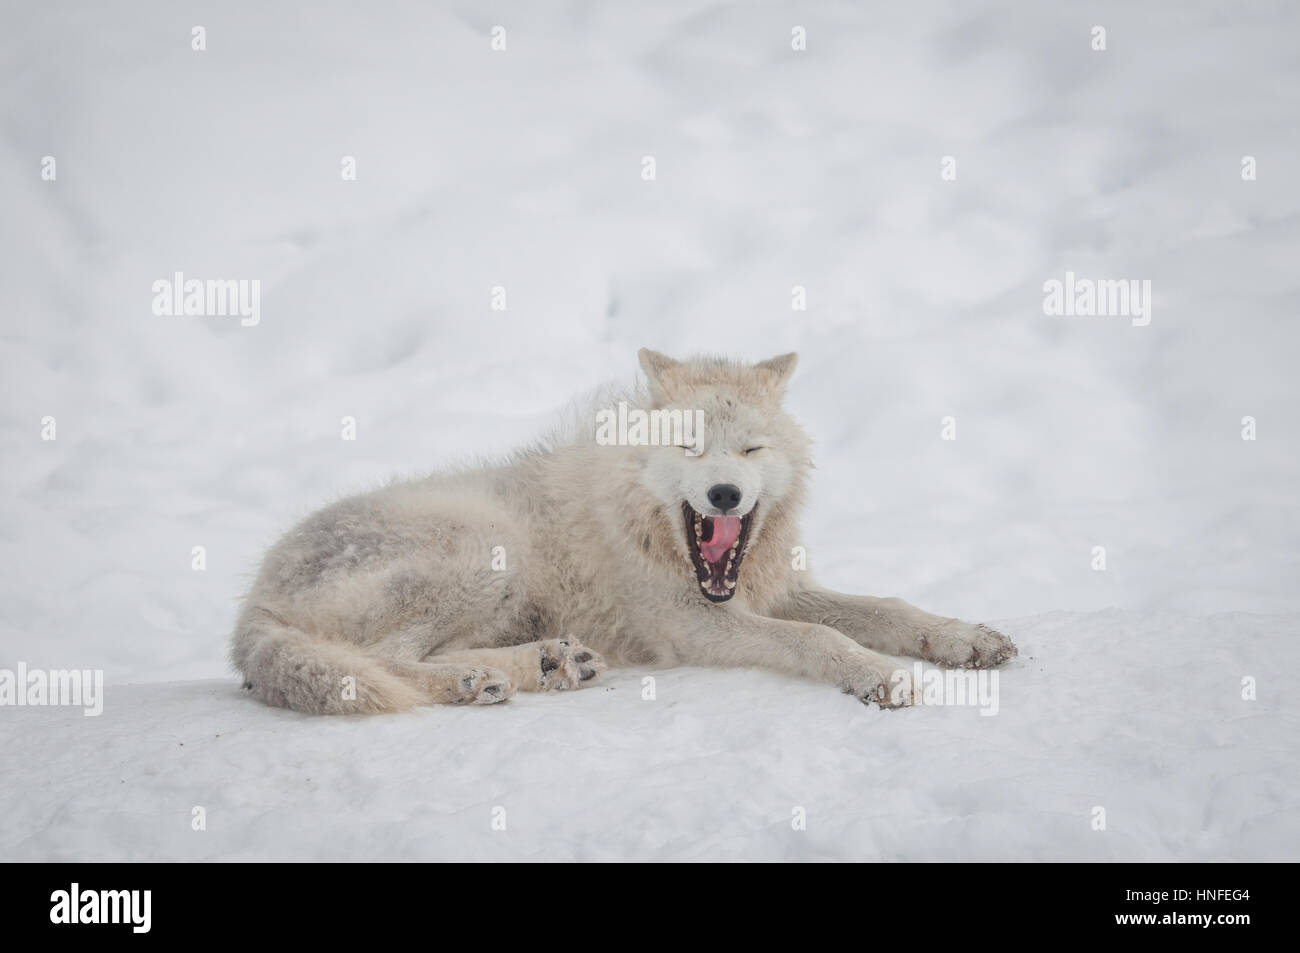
<box><xmin>754</xmin><ymin>352</ymin><xmax>798</xmax><ymax>399</ymax></box>
<box><xmin>638</xmin><ymin>348</ymin><xmax>681</xmax><ymax>398</ymax></box>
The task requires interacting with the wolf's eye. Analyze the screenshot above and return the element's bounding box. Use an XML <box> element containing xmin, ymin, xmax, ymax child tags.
<box><xmin>744</xmin><ymin>446</ymin><xmax>768</xmax><ymax>455</ymax></box>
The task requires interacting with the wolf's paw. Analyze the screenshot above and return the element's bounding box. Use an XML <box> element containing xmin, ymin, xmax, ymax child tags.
<box><xmin>455</xmin><ymin>667</ymin><xmax>515</xmax><ymax>705</ymax></box>
<box><xmin>919</xmin><ymin>621</ymin><xmax>1018</xmax><ymax>669</ymax></box>
<box><xmin>537</xmin><ymin>638</ymin><xmax>606</xmax><ymax>691</ymax></box>
<box><xmin>841</xmin><ymin>658</ymin><xmax>914</xmax><ymax>710</ymax></box>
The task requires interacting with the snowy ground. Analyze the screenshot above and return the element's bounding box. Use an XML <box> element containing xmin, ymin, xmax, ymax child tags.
<box><xmin>2</xmin><ymin>1</ymin><xmax>1299</xmax><ymax>860</ymax></box>
<box><xmin>3</xmin><ymin>611</ymin><xmax>1296</xmax><ymax>862</ymax></box>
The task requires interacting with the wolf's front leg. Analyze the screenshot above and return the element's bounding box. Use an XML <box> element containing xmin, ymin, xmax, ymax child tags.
<box><xmin>671</xmin><ymin>611</ymin><xmax>913</xmax><ymax>708</ymax></box>
<box><xmin>775</xmin><ymin>585</ymin><xmax>1017</xmax><ymax>668</ymax></box>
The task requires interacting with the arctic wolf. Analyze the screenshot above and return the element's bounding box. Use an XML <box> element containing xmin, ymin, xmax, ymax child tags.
<box><xmin>232</xmin><ymin>349</ymin><xmax>1016</xmax><ymax>714</ymax></box>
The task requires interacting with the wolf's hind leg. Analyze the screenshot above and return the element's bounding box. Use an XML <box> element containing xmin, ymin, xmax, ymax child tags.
<box><xmin>376</xmin><ymin>659</ymin><xmax>514</xmax><ymax>705</ymax></box>
<box><xmin>433</xmin><ymin>638</ymin><xmax>606</xmax><ymax>692</ymax></box>
<box><xmin>233</xmin><ymin>611</ymin><xmax>516</xmax><ymax>711</ymax></box>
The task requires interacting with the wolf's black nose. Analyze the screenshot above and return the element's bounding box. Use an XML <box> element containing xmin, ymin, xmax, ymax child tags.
<box><xmin>707</xmin><ymin>484</ymin><xmax>742</xmax><ymax>513</ymax></box>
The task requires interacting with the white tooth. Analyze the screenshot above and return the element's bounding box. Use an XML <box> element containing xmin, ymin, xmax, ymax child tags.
<box><xmin>725</xmin><ymin>579</ymin><xmax>736</xmax><ymax>589</ymax></box>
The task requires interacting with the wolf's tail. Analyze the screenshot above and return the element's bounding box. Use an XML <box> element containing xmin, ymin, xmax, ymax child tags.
<box><xmin>231</xmin><ymin>611</ymin><xmax>425</xmax><ymax>715</ymax></box>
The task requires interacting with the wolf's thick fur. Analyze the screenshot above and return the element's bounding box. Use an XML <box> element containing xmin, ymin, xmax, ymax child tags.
<box><xmin>232</xmin><ymin>349</ymin><xmax>1016</xmax><ymax>714</ymax></box>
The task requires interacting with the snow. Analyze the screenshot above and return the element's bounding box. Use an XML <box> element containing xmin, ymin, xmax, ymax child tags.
<box><xmin>2</xmin><ymin>2</ymin><xmax>1299</xmax><ymax>860</ymax></box>
<box><xmin>3</xmin><ymin>611</ymin><xmax>1296</xmax><ymax>861</ymax></box>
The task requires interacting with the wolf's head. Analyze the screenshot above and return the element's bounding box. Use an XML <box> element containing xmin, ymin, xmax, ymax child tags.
<box><xmin>633</xmin><ymin>348</ymin><xmax>811</xmax><ymax>604</ymax></box>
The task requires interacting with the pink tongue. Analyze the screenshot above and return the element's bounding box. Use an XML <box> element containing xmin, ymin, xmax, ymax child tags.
<box><xmin>700</xmin><ymin>516</ymin><xmax>741</xmax><ymax>563</ymax></box>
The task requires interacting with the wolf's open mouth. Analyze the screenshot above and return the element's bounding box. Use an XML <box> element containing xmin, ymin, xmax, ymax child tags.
<box><xmin>682</xmin><ymin>501</ymin><xmax>755</xmax><ymax>602</ymax></box>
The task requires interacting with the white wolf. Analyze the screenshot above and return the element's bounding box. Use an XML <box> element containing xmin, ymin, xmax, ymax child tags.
<box><xmin>232</xmin><ymin>349</ymin><xmax>1016</xmax><ymax>714</ymax></box>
